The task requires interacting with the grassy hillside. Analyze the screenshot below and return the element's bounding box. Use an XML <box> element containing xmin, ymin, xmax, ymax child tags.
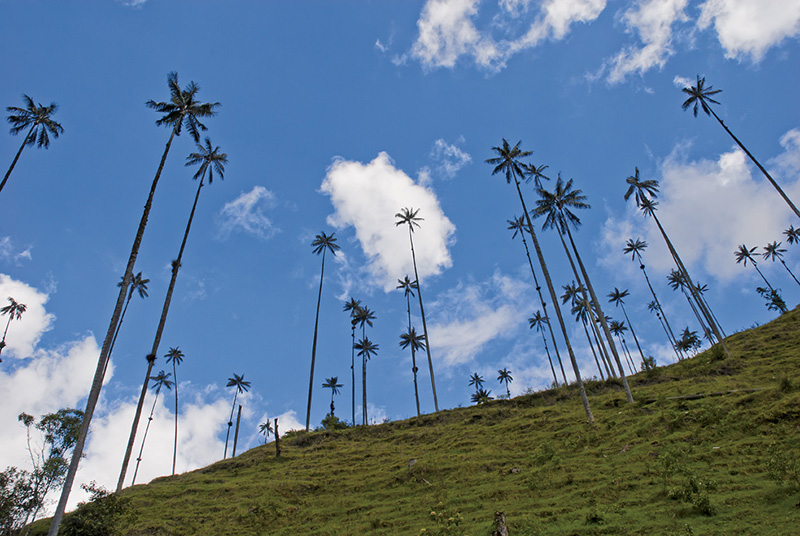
<box><xmin>41</xmin><ymin>308</ymin><xmax>800</xmax><ymax>535</ymax></box>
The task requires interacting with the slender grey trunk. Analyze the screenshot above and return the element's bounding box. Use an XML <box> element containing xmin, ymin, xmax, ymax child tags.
<box><xmin>536</xmin><ymin>326</ymin><xmax>559</xmax><ymax>387</ymax></box>
<box><xmin>306</xmin><ymin>248</ymin><xmax>327</xmax><ymax>431</ymax></box>
<box><xmin>172</xmin><ymin>361</ymin><xmax>178</xmax><ymax>475</ymax></box>
<box><xmin>224</xmin><ymin>391</ymin><xmax>239</xmax><ymax>459</ymax></box>
<box><xmin>0</xmin><ymin>125</ymin><xmax>34</xmax><ymax>194</ymax></box>
<box><xmin>406</xmin><ymin>294</ymin><xmax>421</xmax><ymax>416</ymax></box>
<box><xmin>581</xmin><ymin>318</ymin><xmax>605</xmax><ymax>380</ymax></box>
<box><xmin>132</xmin><ymin>387</ymin><xmax>162</xmax><ymax>485</ymax></box>
<box><xmin>619</xmin><ymin>303</ymin><xmax>645</xmax><ymax>363</ymax></box>
<box><xmin>350</xmin><ymin>323</ymin><xmax>356</xmax><ymax>426</ymax></box>
<box><xmin>50</xmin><ymin>128</ymin><xmax>177</xmax><ymax>536</ymax></box>
<box><xmin>232</xmin><ymin>405</ymin><xmax>242</xmax><ymax>457</ymax></box>
<box><xmin>637</xmin><ymin>257</ymin><xmax>682</xmax><ymax>360</ymax></box>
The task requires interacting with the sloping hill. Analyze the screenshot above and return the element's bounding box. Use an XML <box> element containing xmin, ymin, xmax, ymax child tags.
<box><xmin>41</xmin><ymin>308</ymin><xmax>800</xmax><ymax>535</ymax></box>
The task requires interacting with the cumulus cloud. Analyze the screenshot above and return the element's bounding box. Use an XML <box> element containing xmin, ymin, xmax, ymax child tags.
<box><xmin>606</xmin><ymin>0</ymin><xmax>688</xmax><ymax>84</ymax></box>
<box><xmin>429</xmin><ymin>138</ymin><xmax>473</xmax><ymax>179</ymax></box>
<box><xmin>0</xmin><ymin>237</ymin><xmax>32</xmax><ymax>265</ymax></box>
<box><xmin>320</xmin><ymin>152</ymin><xmax>456</xmax><ymax>291</ymax></box>
<box><xmin>0</xmin><ymin>274</ymin><xmax>55</xmax><ymax>359</ymax></box>
<box><xmin>428</xmin><ymin>271</ymin><xmax>531</xmax><ymax>368</ymax></box>
<box><xmin>216</xmin><ymin>186</ymin><xmax>279</xmax><ymax>241</ymax></box>
<box><xmin>698</xmin><ymin>0</ymin><xmax>800</xmax><ymax>61</ymax></box>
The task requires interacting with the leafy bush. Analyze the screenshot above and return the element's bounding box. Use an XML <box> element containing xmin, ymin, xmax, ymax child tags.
<box><xmin>60</xmin><ymin>482</ymin><xmax>131</xmax><ymax>536</ymax></box>
<box><xmin>766</xmin><ymin>442</ymin><xmax>800</xmax><ymax>489</ymax></box>
<box><xmin>418</xmin><ymin>503</ymin><xmax>464</xmax><ymax>536</ymax></box>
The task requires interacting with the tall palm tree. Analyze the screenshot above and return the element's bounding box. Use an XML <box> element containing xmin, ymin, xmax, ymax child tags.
<box><xmin>395</xmin><ymin>208</ymin><xmax>438</xmax><ymax>412</ymax></box>
<box><xmin>131</xmin><ymin>370</ymin><xmax>173</xmax><ymax>486</ymax></box>
<box><xmin>646</xmin><ymin>300</ymin><xmax>680</xmax><ymax>359</ymax></box>
<box><xmin>609</xmin><ymin>320</ymin><xmax>636</xmax><ymax>374</ymax></box>
<box><xmin>0</xmin><ymin>297</ymin><xmax>26</xmax><ymax>362</ymax></box>
<box><xmin>497</xmin><ymin>368</ymin><xmax>513</xmax><ymax>398</ymax></box>
<box><xmin>305</xmin><ymin>231</ymin><xmax>340</xmax><ymax>431</ymax></box>
<box><xmin>784</xmin><ymin>225</ymin><xmax>800</xmax><ymax>245</ymax></box>
<box><xmin>682</xmin><ymin>75</ymin><xmax>800</xmax><ymax>220</ymax></box>
<box><xmin>118</xmin><ymin>135</ymin><xmax>226</xmax><ymax>493</ymax></box>
<box><xmin>508</xmin><ymin>215</ymin><xmax>567</xmax><ymax>383</ymax></box>
<box><xmin>487</xmin><ymin>140</ymin><xmax>593</xmax><ymax>423</ymax></box>
<box><xmin>527</xmin><ymin>311</ymin><xmax>559</xmax><ymax>387</ymax></box>
<box><xmin>354</xmin><ymin>337</ymin><xmax>378</xmax><ymax>425</ymax></box>
<box><xmin>2</xmin><ymin>95</ymin><xmax>64</xmax><ymax>195</ymax></box>
<box><xmin>734</xmin><ymin>244</ymin><xmax>774</xmax><ymax>291</ymax></box>
<box><xmin>607</xmin><ymin>288</ymin><xmax>645</xmax><ymax>365</ymax></box>
<box><xmin>322</xmin><ymin>377</ymin><xmax>343</xmax><ymax>417</ymax></box>
<box><xmin>259</xmin><ymin>421</ymin><xmax>273</xmax><ymax>444</ymax></box>
<box><xmin>534</xmin><ymin>177</ymin><xmax>633</xmax><ymax>403</ymax></box>
<box><xmin>564</xmin><ymin>284</ymin><xmax>610</xmax><ymax>380</ymax></box>
<box><xmin>666</xmin><ymin>269</ymin><xmax>712</xmax><ymax>343</ymax></box>
<box><xmin>164</xmin><ymin>347</ymin><xmax>184</xmax><ymax>475</ymax></box>
<box><xmin>468</xmin><ymin>373</ymin><xmax>485</xmax><ymax>391</ymax></box>
<box><xmin>399</xmin><ymin>327</ymin><xmax>425</xmax><ymax>416</ymax></box>
<box><xmin>677</xmin><ymin>328</ymin><xmax>701</xmax><ymax>357</ymax></box>
<box><xmin>104</xmin><ymin>272</ymin><xmax>150</xmax><ymax>376</ymax></box>
<box><xmin>343</xmin><ymin>297</ymin><xmax>361</xmax><ymax>425</ymax></box>
<box><xmin>763</xmin><ymin>241</ymin><xmax>800</xmax><ymax>287</ymax></box>
<box><xmin>224</xmin><ymin>373</ymin><xmax>251</xmax><ymax>459</ymax></box>
<box><xmin>623</xmin><ymin>238</ymin><xmax>681</xmax><ymax>360</ymax></box>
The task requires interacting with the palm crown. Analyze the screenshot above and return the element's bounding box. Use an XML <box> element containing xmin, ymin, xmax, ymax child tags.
<box><xmin>6</xmin><ymin>95</ymin><xmax>64</xmax><ymax>148</ymax></box>
<box><xmin>165</xmin><ymin>347</ymin><xmax>184</xmax><ymax>367</ymax></box>
<box><xmin>399</xmin><ymin>327</ymin><xmax>426</xmax><ymax>351</ymax></box>
<box><xmin>486</xmin><ymin>139</ymin><xmax>532</xmax><ymax>184</ymax></box>
<box><xmin>147</xmin><ymin>72</ymin><xmax>220</xmax><ymax>142</ymax></box>
<box><xmin>226</xmin><ymin>373</ymin><xmax>251</xmax><ymax>394</ymax></box>
<box><xmin>311</xmin><ymin>232</ymin><xmax>340</xmax><ymax>256</ymax></box>
<box><xmin>322</xmin><ymin>377</ymin><xmax>343</xmax><ymax>396</ymax></box>
<box><xmin>623</xmin><ymin>167</ymin><xmax>659</xmax><ymax>207</ymax></box>
<box><xmin>396</xmin><ymin>275</ymin><xmax>417</xmax><ymax>297</ymax></box>
<box><xmin>185</xmin><ymin>137</ymin><xmax>228</xmax><ymax>183</ymax></box>
<box><xmin>533</xmin><ymin>176</ymin><xmax>590</xmax><ymax>233</ymax></box>
<box><xmin>681</xmin><ymin>75</ymin><xmax>722</xmax><ymax>117</ymax></box>
<box><xmin>150</xmin><ymin>370</ymin><xmax>174</xmax><ymax>392</ymax></box>
<box><xmin>1</xmin><ymin>297</ymin><xmax>27</xmax><ymax>320</ymax></box>
<box><xmin>623</xmin><ymin>238</ymin><xmax>647</xmax><ymax>261</ymax></box>
<box><xmin>734</xmin><ymin>244</ymin><xmax>758</xmax><ymax>267</ymax></box>
<box><xmin>395</xmin><ymin>207</ymin><xmax>423</xmax><ymax>232</ymax></box>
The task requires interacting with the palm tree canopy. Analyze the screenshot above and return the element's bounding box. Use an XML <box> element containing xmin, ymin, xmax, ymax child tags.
<box><xmin>146</xmin><ymin>72</ymin><xmax>220</xmax><ymax>142</ymax></box>
<box><xmin>6</xmin><ymin>95</ymin><xmax>64</xmax><ymax>148</ymax></box>
<box><xmin>528</xmin><ymin>310</ymin><xmax>549</xmax><ymax>331</ymax></box>
<box><xmin>507</xmin><ymin>215</ymin><xmax>527</xmax><ymax>239</ymax></box>
<box><xmin>226</xmin><ymin>373</ymin><xmax>251</xmax><ymax>394</ymax></box>
<box><xmin>470</xmin><ymin>388</ymin><xmax>493</xmax><ymax>404</ymax></box>
<box><xmin>354</xmin><ymin>305</ymin><xmax>376</xmax><ymax>330</ymax></box>
<box><xmin>354</xmin><ymin>337</ymin><xmax>379</xmax><ymax>360</ymax></box>
<box><xmin>608</xmin><ymin>287</ymin><xmax>630</xmax><ymax>307</ymax></box>
<box><xmin>185</xmin><ymin>137</ymin><xmax>228</xmax><ymax>183</ymax></box>
<box><xmin>322</xmin><ymin>376</ymin><xmax>343</xmax><ymax>395</ymax></box>
<box><xmin>784</xmin><ymin>225</ymin><xmax>800</xmax><ymax>245</ymax></box>
<box><xmin>533</xmin><ymin>176</ymin><xmax>589</xmax><ymax>233</ymax></box>
<box><xmin>734</xmin><ymin>244</ymin><xmax>758</xmax><ymax>266</ymax></box>
<box><xmin>118</xmin><ymin>272</ymin><xmax>150</xmax><ymax>300</ymax></box>
<box><xmin>396</xmin><ymin>275</ymin><xmax>417</xmax><ymax>297</ymax></box>
<box><xmin>165</xmin><ymin>347</ymin><xmax>184</xmax><ymax>366</ymax></box>
<box><xmin>667</xmin><ymin>269</ymin><xmax>687</xmax><ymax>290</ymax></box>
<box><xmin>647</xmin><ymin>300</ymin><xmax>661</xmax><ymax>313</ymax></box>
<box><xmin>681</xmin><ymin>75</ymin><xmax>722</xmax><ymax>117</ymax></box>
<box><xmin>485</xmin><ymin>139</ymin><xmax>532</xmax><ymax>184</ymax></box>
<box><xmin>763</xmin><ymin>241</ymin><xmax>786</xmax><ymax>262</ymax></box>
<box><xmin>623</xmin><ymin>167</ymin><xmax>659</xmax><ymax>207</ymax></box>
<box><xmin>497</xmin><ymin>368</ymin><xmax>513</xmax><ymax>383</ymax></box>
<box><xmin>395</xmin><ymin>207</ymin><xmax>423</xmax><ymax>231</ymax></box>
<box><xmin>1</xmin><ymin>297</ymin><xmax>27</xmax><ymax>320</ymax></box>
<box><xmin>259</xmin><ymin>421</ymin><xmax>273</xmax><ymax>436</ymax></box>
<box><xmin>311</xmin><ymin>231</ymin><xmax>340</xmax><ymax>256</ymax></box>
<box><xmin>343</xmin><ymin>297</ymin><xmax>361</xmax><ymax>315</ymax></box>
<box><xmin>523</xmin><ymin>162</ymin><xmax>552</xmax><ymax>189</ymax></box>
<box><xmin>399</xmin><ymin>327</ymin><xmax>426</xmax><ymax>351</ymax></box>
<box><xmin>623</xmin><ymin>238</ymin><xmax>648</xmax><ymax>261</ymax></box>
<box><xmin>150</xmin><ymin>370</ymin><xmax>174</xmax><ymax>392</ymax></box>
<box><xmin>609</xmin><ymin>320</ymin><xmax>627</xmax><ymax>335</ymax></box>
<box><xmin>468</xmin><ymin>373</ymin><xmax>484</xmax><ymax>389</ymax></box>
<box><xmin>639</xmin><ymin>197</ymin><xmax>659</xmax><ymax>218</ymax></box>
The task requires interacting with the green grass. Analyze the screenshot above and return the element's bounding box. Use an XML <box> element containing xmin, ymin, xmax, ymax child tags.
<box><xmin>36</xmin><ymin>307</ymin><xmax>800</xmax><ymax>535</ymax></box>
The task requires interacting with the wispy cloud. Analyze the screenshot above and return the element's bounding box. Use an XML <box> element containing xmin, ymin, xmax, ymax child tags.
<box><xmin>0</xmin><ymin>237</ymin><xmax>33</xmax><ymax>265</ymax></box>
<box><xmin>216</xmin><ymin>186</ymin><xmax>280</xmax><ymax>241</ymax></box>
<box><xmin>429</xmin><ymin>137</ymin><xmax>472</xmax><ymax>179</ymax></box>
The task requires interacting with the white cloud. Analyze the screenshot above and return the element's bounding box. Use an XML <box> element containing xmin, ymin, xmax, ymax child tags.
<box><xmin>770</xmin><ymin>128</ymin><xmax>800</xmax><ymax>179</ymax></box>
<box><xmin>606</xmin><ymin>0</ymin><xmax>688</xmax><ymax>84</ymax></box>
<box><xmin>430</xmin><ymin>138</ymin><xmax>473</xmax><ymax>179</ymax></box>
<box><xmin>698</xmin><ymin>0</ymin><xmax>800</xmax><ymax>61</ymax></box>
<box><xmin>0</xmin><ymin>237</ymin><xmax>32</xmax><ymax>265</ymax></box>
<box><xmin>321</xmin><ymin>152</ymin><xmax>456</xmax><ymax>291</ymax></box>
<box><xmin>216</xmin><ymin>186</ymin><xmax>279</xmax><ymax>241</ymax></box>
<box><xmin>428</xmin><ymin>271</ymin><xmax>531</xmax><ymax>368</ymax></box>
<box><xmin>672</xmin><ymin>74</ymin><xmax>694</xmax><ymax>89</ymax></box>
<box><xmin>0</xmin><ymin>274</ymin><xmax>55</xmax><ymax>359</ymax></box>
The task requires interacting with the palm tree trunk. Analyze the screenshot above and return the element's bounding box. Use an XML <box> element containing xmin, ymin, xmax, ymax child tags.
<box><xmin>232</xmin><ymin>405</ymin><xmax>242</xmax><ymax>457</ymax></box>
<box><xmin>751</xmin><ymin>262</ymin><xmax>775</xmax><ymax>291</ymax></box>
<box><xmin>118</xmin><ymin>173</ymin><xmax>204</xmax><ymax>491</ymax></box>
<box><xmin>537</xmin><ymin>328</ymin><xmax>559</xmax><ymax>387</ymax></box>
<box><xmin>682</xmin><ymin>287</ymin><xmax>712</xmax><ymax>342</ymax></box>
<box><xmin>619</xmin><ymin>303</ymin><xmax>645</xmax><ymax>363</ymax></box>
<box><xmin>515</xmin><ymin>179</ymin><xmax>593</xmax><ymax>423</ymax></box>
<box><xmin>709</xmin><ymin>107</ymin><xmax>800</xmax><ymax>220</ymax></box>
<box><xmin>638</xmin><ymin>258</ymin><xmax>682</xmax><ymax>360</ymax></box>
<box><xmin>0</xmin><ymin>315</ymin><xmax>12</xmax><ymax>358</ymax></box>
<box><xmin>589</xmin><ymin>315</ymin><xmax>615</xmax><ymax>378</ymax></box>
<box><xmin>519</xmin><ymin>231</ymin><xmax>567</xmax><ymax>384</ymax></box>
<box><xmin>102</xmin><ymin>293</ymin><xmax>133</xmax><ymax>378</ymax></box>
<box><xmin>581</xmin><ymin>319</ymin><xmax>605</xmax><ymax>380</ymax></box>
<box><xmin>410</xmin><ymin>344</ymin><xmax>421</xmax><ymax>416</ymax></box>
<box><xmin>407</xmin><ymin>227</ymin><xmax>439</xmax><ymax>412</ymax></box>
<box><xmin>563</xmin><ymin>225</ymin><xmax>633</xmax><ymax>403</ymax></box>
<box><xmin>362</xmin><ymin>354</ymin><xmax>367</xmax><ymax>425</ymax></box>
<box><xmin>306</xmin><ymin>248</ymin><xmax>327</xmax><ymax>431</ymax></box>
<box><xmin>224</xmin><ymin>391</ymin><xmax>239</xmax><ymax>459</ymax></box>
<box><xmin>172</xmin><ymin>361</ymin><xmax>178</xmax><ymax>475</ymax></box>
<box><xmin>779</xmin><ymin>259</ymin><xmax>800</xmax><ymax>287</ymax></box>
<box><xmin>350</xmin><ymin>323</ymin><xmax>356</xmax><ymax>426</ymax></box>
<box><xmin>132</xmin><ymin>389</ymin><xmax>161</xmax><ymax>486</ymax></box>
<box><xmin>620</xmin><ymin>337</ymin><xmax>636</xmax><ymax>374</ymax></box>
<box><xmin>650</xmin><ymin>211</ymin><xmax>730</xmax><ymax>359</ymax></box>
<box><xmin>0</xmin><ymin>125</ymin><xmax>34</xmax><ymax>194</ymax></box>
<box><xmin>53</xmin><ymin>128</ymin><xmax>177</xmax><ymax>532</ymax></box>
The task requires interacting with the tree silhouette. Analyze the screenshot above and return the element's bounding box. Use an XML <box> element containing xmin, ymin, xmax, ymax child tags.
<box><xmin>735</xmin><ymin>244</ymin><xmax>774</xmax><ymax>291</ymax></box>
<box><xmin>305</xmin><ymin>232</ymin><xmax>340</xmax><ymax>431</ymax></box>
<box><xmin>399</xmin><ymin>327</ymin><xmax>425</xmax><ymax>416</ymax></box>
<box><xmin>343</xmin><ymin>297</ymin><xmax>361</xmax><ymax>426</ymax></box>
<box><xmin>0</xmin><ymin>297</ymin><xmax>26</xmax><ymax>362</ymax></box>
<box><xmin>164</xmin><ymin>347</ymin><xmax>184</xmax><ymax>475</ymax></box>
<box><xmin>131</xmin><ymin>370</ymin><xmax>173</xmax><ymax>485</ymax></box>
<box><xmin>682</xmin><ymin>75</ymin><xmax>800</xmax><ymax>220</ymax></box>
<box><xmin>259</xmin><ymin>421</ymin><xmax>273</xmax><ymax>444</ymax></box>
<box><xmin>497</xmin><ymin>368</ymin><xmax>513</xmax><ymax>398</ymax></box>
<box><xmin>608</xmin><ymin>287</ymin><xmax>645</xmax><ymax>366</ymax></box>
<box><xmin>104</xmin><ymin>272</ymin><xmax>150</xmax><ymax>376</ymax></box>
<box><xmin>322</xmin><ymin>376</ymin><xmax>343</xmax><ymax>417</ymax></box>
<box><xmin>224</xmin><ymin>374</ymin><xmax>251</xmax><ymax>459</ymax></box>
<box><xmin>763</xmin><ymin>241</ymin><xmax>800</xmax><ymax>287</ymax></box>
<box><xmin>468</xmin><ymin>373</ymin><xmax>485</xmax><ymax>391</ymax></box>
<box><xmin>354</xmin><ymin>337</ymin><xmax>379</xmax><ymax>424</ymax></box>
<box><xmin>528</xmin><ymin>311</ymin><xmax>560</xmax><ymax>387</ymax></box>
<box><xmin>487</xmin><ymin>139</ymin><xmax>593</xmax><ymax>423</ymax></box>
<box><xmin>2</xmin><ymin>95</ymin><xmax>64</xmax><ymax>194</ymax></box>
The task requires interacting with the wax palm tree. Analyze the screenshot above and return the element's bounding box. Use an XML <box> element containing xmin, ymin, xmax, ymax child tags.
<box><xmin>259</xmin><ymin>421</ymin><xmax>273</xmax><ymax>444</ymax></box>
<box><xmin>497</xmin><ymin>368</ymin><xmax>513</xmax><ymax>399</ymax></box>
<box><xmin>607</xmin><ymin>288</ymin><xmax>645</xmax><ymax>365</ymax></box>
<box><xmin>354</xmin><ymin>337</ymin><xmax>379</xmax><ymax>425</ymax></box>
<box><xmin>487</xmin><ymin>140</ymin><xmax>593</xmax><ymax>423</ymax></box>
<box><xmin>565</xmin><ymin>285</ymin><xmax>610</xmax><ymax>380</ymax></box>
<box><xmin>784</xmin><ymin>225</ymin><xmax>800</xmax><ymax>245</ymax></box>
<box><xmin>666</xmin><ymin>269</ymin><xmax>711</xmax><ymax>342</ymax></box>
<box><xmin>2</xmin><ymin>95</ymin><xmax>64</xmax><ymax>195</ymax></box>
<box><xmin>756</xmin><ymin>286</ymin><xmax>788</xmax><ymax>314</ymax></box>
<box><xmin>131</xmin><ymin>370</ymin><xmax>173</xmax><ymax>485</ymax></box>
<box><xmin>534</xmin><ymin>177</ymin><xmax>633</xmax><ymax>403</ymax></box>
<box><xmin>682</xmin><ymin>75</ymin><xmax>800</xmax><ymax>220</ymax></box>
<box><xmin>118</xmin><ymin>134</ymin><xmax>226</xmax><ymax>494</ymax></box>
<box><xmin>395</xmin><ymin>207</ymin><xmax>438</xmax><ymax>412</ymax></box>
<box><xmin>399</xmin><ymin>327</ymin><xmax>425</xmax><ymax>416</ymax></box>
<box><xmin>105</xmin><ymin>272</ymin><xmax>150</xmax><ymax>375</ymax></box>
<box><xmin>763</xmin><ymin>241</ymin><xmax>800</xmax><ymax>287</ymax></box>
<box><xmin>224</xmin><ymin>374</ymin><xmax>251</xmax><ymax>459</ymax></box>
<box><xmin>734</xmin><ymin>244</ymin><xmax>774</xmax><ymax>291</ymax></box>
<box><xmin>322</xmin><ymin>376</ymin><xmax>343</xmax><ymax>417</ymax></box>
<box><xmin>305</xmin><ymin>232</ymin><xmax>340</xmax><ymax>431</ymax></box>
<box><xmin>677</xmin><ymin>328</ymin><xmax>701</xmax><ymax>357</ymax></box>
<box><xmin>0</xmin><ymin>297</ymin><xmax>26</xmax><ymax>362</ymax></box>
<box><xmin>471</xmin><ymin>388</ymin><xmax>493</xmax><ymax>404</ymax></box>
<box><xmin>164</xmin><ymin>347</ymin><xmax>184</xmax><ymax>475</ymax></box>
<box><xmin>468</xmin><ymin>372</ymin><xmax>485</xmax><ymax>391</ymax></box>
<box><xmin>609</xmin><ymin>320</ymin><xmax>636</xmax><ymax>374</ymax></box>
<box><xmin>623</xmin><ymin>238</ymin><xmax>681</xmax><ymax>360</ymax></box>
<box><xmin>528</xmin><ymin>311</ymin><xmax>559</xmax><ymax>387</ymax></box>
<box><xmin>508</xmin><ymin>215</ymin><xmax>567</xmax><ymax>384</ymax></box>
<box><xmin>343</xmin><ymin>297</ymin><xmax>361</xmax><ymax>425</ymax></box>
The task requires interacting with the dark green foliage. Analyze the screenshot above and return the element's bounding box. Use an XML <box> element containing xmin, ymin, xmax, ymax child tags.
<box><xmin>319</xmin><ymin>414</ymin><xmax>349</xmax><ymax>431</ymax></box>
<box><xmin>59</xmin><ymin>482</ymin><xmax>131</xmax><ymax>536</ymax></box>
<box><xmin>0</xmin><ymin>467</ymin><xmax>35</xmax><ymax>534</ymax></box>
<box><xmin>766</xmin><ymin>442</ymin><xmax>800</xmax><ymax>489</ymax></box>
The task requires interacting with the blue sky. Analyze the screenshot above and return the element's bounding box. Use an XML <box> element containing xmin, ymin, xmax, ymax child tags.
<box><xmin>1</xmin><ymin>0</ymin><xmax>799</xmax><ymax>509</ymax></box>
